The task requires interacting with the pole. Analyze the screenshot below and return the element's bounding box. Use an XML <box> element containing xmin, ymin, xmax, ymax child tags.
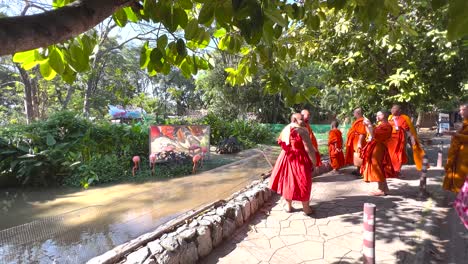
<box><xmin>419</xmin><ymin>155</ymin><xmax>429</xmax><ymax>198</ymax></box>
<box><xmin>436</xmin><ymin>141</ymin><xmax>443</xmax><ymax>168</ymax></box>
<box><xmin>363</xmin><ymin>203</ymin><xmax>376</xmax><ymax>264</ymax></box>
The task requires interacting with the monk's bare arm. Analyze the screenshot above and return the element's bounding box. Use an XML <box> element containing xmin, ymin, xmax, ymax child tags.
<box><xmin>298</xmin><ymin>128</ymin><xmax>317</xmax><ymax>166</ymax></box>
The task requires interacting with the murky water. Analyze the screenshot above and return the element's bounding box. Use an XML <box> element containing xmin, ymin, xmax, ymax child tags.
<box><xmin>0</xmin><ymin>149</ymin><xmax>274</xmax><ymax>264</ymax></box>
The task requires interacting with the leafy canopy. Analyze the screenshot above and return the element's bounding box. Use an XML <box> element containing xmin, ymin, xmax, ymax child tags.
<box><xmin>9</xmin><ymin>0</ymin><xmax>468</xmax><ymax>105</ymax></box>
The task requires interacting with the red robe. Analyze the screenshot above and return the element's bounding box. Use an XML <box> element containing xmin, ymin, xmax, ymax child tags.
<box><xmin>345</xmin><ymin>117</ymin><xmax>367</xmax><ymax>165</ymax></box>
<box><xmin>387</xmin><ymin>115</ymin><xmax>411</xmax><ymax>174</ymax></box>
<box><xmin>328</xmin><ymin>128</ymin><xmax>345</xmax><ymax>170</ymax></box>
<box><xmin>360</xmin><ymin>122</ymin><xmax>395</xmax><ymax>182</ymax></box>
<box><xmin>270</xmin><ymin>127</ymin><xmax>313</xmax><ymax>201</ymax></box>
<box><xmin>305</xmin><ymin>122</ymin><xmax>322</xmax><ymax>166</ymax></box>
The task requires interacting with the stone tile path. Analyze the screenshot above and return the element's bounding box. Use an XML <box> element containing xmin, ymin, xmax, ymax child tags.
<box><xmin>202</xmin><ymin>165</ymin><xmax>449</xmax><ymax>264</ymax></box>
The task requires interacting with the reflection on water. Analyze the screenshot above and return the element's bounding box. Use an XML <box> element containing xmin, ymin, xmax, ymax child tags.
<box><xmin>0</xmin><ymin>149</ymin><xmax>273</xmax><ymax>263</ymax></box>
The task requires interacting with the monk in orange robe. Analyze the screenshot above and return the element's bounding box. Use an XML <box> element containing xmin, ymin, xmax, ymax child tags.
<box><xmin>345</xmin><ymin>108</ymin><xmax>367</xmax><ymax>176</ymax></box>
<box><xmin>301</xmin><ymin>110</ymin><xmax>322</xmax><ymax>167</ymax></box>
<box><xmin>387</xmin><ymin>105</ymin><xmax>425</xmax><ymax>177</ymax></box>
<box><xmin>443</xmin><ymin>103</ymin><xmax>468</xmax><ymax>193</ymax></box>
<box><xmin>360</xmin><ymin>111</ymin><xmax>395</xmax><ymax>196</ymax></box>
<box><xmin>328</xmin><ymin>120</ymin><xmax>345</xmax><ymax>172</ymax></box>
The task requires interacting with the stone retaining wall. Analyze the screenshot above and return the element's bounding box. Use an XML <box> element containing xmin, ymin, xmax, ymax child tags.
<box><xmin>88</xmin><ymin>162</ymin><xmax>331</xmax><ymax>264</ymax></box>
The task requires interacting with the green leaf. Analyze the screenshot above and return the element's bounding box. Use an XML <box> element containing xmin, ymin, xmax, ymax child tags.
<box><xmin>123</xmin><ymin>7</ymin><xmax>139</xmax><ymax>22</ymax></box>
<box><xmin>176</xmin><ymin>39</ymin><xmax>187</xmax><ymax>57</ymax></box>
<box><xmin>431</xmin><ymin>0</ymin><xmax>448</xmax><ymax>10</ymax></box>
<box><xmin>307</xmin><ymin>14</ymin><xmax>320</xmax><ymax>30</ymax></box>
<box><xmin>80</xmin><ymin>34</ymin><xmax>96</xmax><ymax>56</ymax></box>
<box><xmin>198</xmin><ymin>2</ymin><xmax>215</xmax><ymax>26</ymax></box>
<box><xmin>150</xmin><ymin>48</ymin><xmax>164</xmax><ymax>68</ymax></box>
<box><xmin>185</xmin><ymin>19</ymin><xmax>199</xmax><ymax>40</ymax></box>
<box><xmin>384</xmin><ymin>0</ymin><xmax>400</xmax><ymax>16</ymax></box>
<box><xmin>46</xmin><ymin>134</ymin><xmax>56</xmax><ymax>146</ymax></box>
<box><xmin>264</xmin><ymin>8</ymin><xmax>288</xmax><ymax>27</ymax></box>
<box><xmin>144</xmin><ymin>0</ymin><xmax>158</xmax><ymax>22</ymax></box>
<box><xmin>178</xmin><ymin>0</ymin><xmax>193</xmax><ymax>9</ymax></box>
<box><xmin>13</xmin><ymin>49</ymin><xmax>37</xmax><ymax>64</ymax></box>
<box><xmin>213</xmin><ymin>28</ymin><xmax>227</xmax><ymax>38</ymax></box>
<box><xmin>218</xmin><ymin>35</ymin><xmax>229</xmax><ymax>50</ymax></box>
<box><xmin>157</xmin><ymin>35</ymin><xmax>169</xmax><ymax>51</ymax></box>
<box><xmin>67</xmin><ymin>43</ymin><xmax>89</xmax><ymax>72</ymax></box>
<box><xmin>48</xmin><ymin>47</ymin><xmax>65</xmax><ymax>74</ymax></box>
<box><xmin>447</xmin><ymin>0</ymin><xmax>468</xmax><ymax>40</ymax></box>
<box><xmin>113</xmin><ymin>8</ymin><xmax>128</xmax><ymax>27</ymax></box>
<box><xmin>262</xmin><ymin>22</ymin><xmax>274</xmax><ymax>45</ymax></box>
<box><xmin>196</xmin><ymin>30</ymin><xmax>210</xmax><ymax>48</ymax></box>
<box><xmin>174</xmin><ymin>7</ymin><xmax>188</xmax><ymax>29</ymax></box>
<box><xmin>140</xmin><ymin>42</ymin><xmax>150</xmax><ymax>69</ymax></box>
<box><xmin>39</xmin><ymin>61</ymin><xmax>57</xmax><ymax>80</ymax></box>
<box><xmin>215</xmin><ymin>0</ymin><xmax>233</xmax><ymax>27</ymax></box>
<box><xmin>62</xmin><ymin>65</ymin><xmax>77</xmax><ymax>84</ymax></box>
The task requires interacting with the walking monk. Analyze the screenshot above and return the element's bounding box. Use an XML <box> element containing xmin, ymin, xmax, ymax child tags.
<box><xmin>270</xmin><ymin>113</ymin><xmax>317</xmax><ymax>215</ymax></box>
<box><xmin>360</xmin><ymin>111</ymin><xmax>395</xmax><ymax>196</ymax></box>
<box><xmin>328</xmin><ymin>120</ymin><xmax>345</xmax><ymax>172</ymax></box>
<box><xmin>345</xmin><ymin>108</ymin><xmax>367</xmax><ymax>176</ymax></box>
<box><xmin>301</xmin><ymin>110</ymin><xmax>322</xmax><ymax>166</ymax></box>
<box><xmin>443</xmin><ymin>103</ymin><xmax>468</xmax><ymax>193</ymax></box>
<box><xmin>387</xmin><ymin>104</ymin><xmax>425</xmax><ymax>177</ymax></box>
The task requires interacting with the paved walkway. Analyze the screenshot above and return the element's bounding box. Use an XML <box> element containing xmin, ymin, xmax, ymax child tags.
<box><xmin>202</xmin><ymin>161</ymin><xmax>466</xmax><ymax>264</ymax></box>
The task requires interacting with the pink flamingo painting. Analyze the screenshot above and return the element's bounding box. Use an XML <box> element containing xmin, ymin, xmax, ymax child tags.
<box><xmin>188</xmin><ymin>144</ymin><xmax>200</xmax><ymax>155</ymax></box>
<box><xmin>192</xmin><ymin>154</ymin><xmax>202</xmax><ymax>174</ymax></box>
<box><xmin>149</xmin><ymin>153</ymin><xmax>157</xmax><ymax>175</ymax></box>
<box><xmin>132</xmin><ymin>156</ymin><xmax>140</xmax><ymax>176</ymax></box>
<box><xmin>200</xmin><ymin>146</ymin><xmax>208</xmax><ymax>167</ymax></box>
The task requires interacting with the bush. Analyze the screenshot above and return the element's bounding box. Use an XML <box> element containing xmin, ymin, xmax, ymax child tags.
<box><xmin>0</xmin><ymin>110</ymin><xmax>276</xmax><ymax>188</ymax></box>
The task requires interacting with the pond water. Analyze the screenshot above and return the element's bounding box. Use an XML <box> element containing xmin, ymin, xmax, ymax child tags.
<box><xmin>0</xmin><ymin>149</ymin><xmax>275</xmax><ymax>263</ymax></box>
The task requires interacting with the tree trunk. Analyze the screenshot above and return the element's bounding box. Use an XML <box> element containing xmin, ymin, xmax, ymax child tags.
<box><xmin>62</xmin><ymin>85</ymin><xmax>75</xmax><ymax>110</ymax></box>
<box><xmin>17</xmin><ymin>65</ymin><xmax>35</xmax><ymax>124</ymax></box>
<box><xmin>0</xmin><ymin>0</ymin><xmax>133</xmax><ymax>56</ymax></box>
<box><xmin>30</xmin><ymin>71</ymin><xmax>40</xmax><ymax>119</ymax></box>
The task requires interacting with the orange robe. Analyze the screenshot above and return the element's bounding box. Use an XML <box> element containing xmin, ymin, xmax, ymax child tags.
<box><xmin>387</xmin><ymin>114</ymin><xmax>425</xmax><ymax>173</ymax></box>
<box><xmin>360</xmin><ymin>122</ymin><xmax>395</xmax><ymax>182</ymax></box>
<box><xmin>443</xmin><ymin>119</ymin><xmax>468</xmax><ymax>193</ymax></box>
<box><xmin>345</xmin><ymin>117</ymin><xmax>367</xmax><ymax>165</ymax></box>
<box><xmin>328</xmin><ymin>128</ymin><xmax>345</xmax><ymax>170</ymax></box>
<box><xmin>305</xmin><ymin>122</ymin><xmax>322</xmax><ymax>166</ymax></box>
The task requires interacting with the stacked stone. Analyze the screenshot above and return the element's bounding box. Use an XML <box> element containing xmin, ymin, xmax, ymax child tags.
<box><xmin>89</xmin><ymin>180</ymin><xmax>272</xmax><ymax>264</ymax></box>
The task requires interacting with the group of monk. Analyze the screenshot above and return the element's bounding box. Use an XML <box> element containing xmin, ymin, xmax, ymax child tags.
<box><xmin>327</xmin><ymin>105</ymin><xmax>425</xmax><ymax>195</ymax></box>
<box><xmin>270</xmin><ymin>104</ymin><xmax>468</xmax><ymax>220</ymax></box>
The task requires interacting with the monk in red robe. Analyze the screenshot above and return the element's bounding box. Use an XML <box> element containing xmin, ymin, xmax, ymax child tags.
<box><xmin>345</xmin><ymin>108</ymin><xmax>367</xmax><ymax>176</ymax></box>
<box><xmin>328</xmin><ymin>120</ymin><xmax>345</xmax><ymax>172</ymax></box>
<box><xmin>270</xmin><ymin>113</ymin><xmax>317</xmax><ymax>215</ymax></box>
<box><xmin>360</xmin><ymin>111</ymin><xmax>395</xmax><ymax>196</ymax></box>
<box><xmin>301</xmin><ymin>109</ymin><xmax>322</xmax><ymax>167</ymax></box>
<box><xmin>387</xmin><ymin>104</ymin><xmax>425</xmax><ymax>177</ymax></box>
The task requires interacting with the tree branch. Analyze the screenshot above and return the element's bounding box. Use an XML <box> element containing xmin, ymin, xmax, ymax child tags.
<box><xmin>0</xmin><ymin>0</ymin><xmax>135</xmax><ymax>56</ymax></box>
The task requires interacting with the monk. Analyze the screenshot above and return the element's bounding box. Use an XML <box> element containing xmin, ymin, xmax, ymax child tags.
<box><xmin>270</xmin><ymin>113</ymin><xmax>317</xmax><ymax>215</ymax></box>
<box><xmin>301</xmin><ymin>109</ymin><xmax>322</xmax><ymax>166</ymax></box>
<box><xmin>360</xmin><ymin>111</ymin><xmax>395</xmax><ymax>196</ymax></box>
<box><xmin>345</xmin><ymin>107</ymin><xmax>367</xmax><ymax>176</ymax></box>
<box><xmin>443</xmin><ymin>103</ymin><xmax>468</xmax><ymax>193</ymax></box>
<box><xmin>328</xmin><ymin>120</ymin><xmax>345</xmax><ymax>172</ymax></box>
<box><xmin>387</xmin><ymin>104</ymin><xmax>425</xmax><ymax>177</ymax></box>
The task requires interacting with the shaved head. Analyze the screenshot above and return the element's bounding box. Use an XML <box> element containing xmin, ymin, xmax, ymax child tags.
<box><xmin>460</xmin><ymin>103</ymin><xmax>468</xmax><ymax>119</ymax></box>
<box><xmin>331</xmin><ymin>120</ymin><xmax>339</xmax><ymax>128</ymax></box>
<box><xmin>391</xmin><ymin>104</ymin><xmax>401</xmax><ymax>115</ymax></box>
<box><xmin>291</xmin><ymin>113</ymin><xmax>303</xmax><ymax>122</ymax></box>
<box><xmin>301</xmin><ymin>109</ymin><xmax>311</xmax><ymax>122</ymax></box>
<box><xmin>353</xmin><ymin>107</ymin><xmax>363</xmax><ymax>119</ymax></box>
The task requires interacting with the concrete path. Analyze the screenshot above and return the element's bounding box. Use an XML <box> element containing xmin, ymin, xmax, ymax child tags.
<box><xmin>202</xmin><ymin>161</ymin><xmax>467</xmax><ymax>264</ymax></box>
